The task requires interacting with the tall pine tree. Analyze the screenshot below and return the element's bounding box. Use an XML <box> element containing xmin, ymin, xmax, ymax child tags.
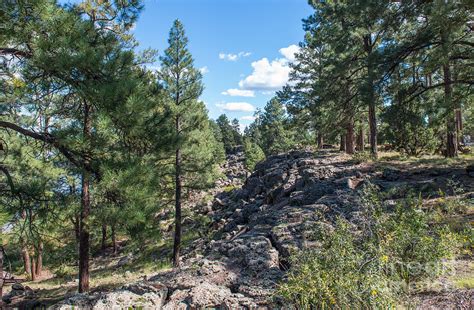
<box><xmin>159</xmin><ymin>20</ymin><xmax>222</xmax><ymax>267</ymax></box>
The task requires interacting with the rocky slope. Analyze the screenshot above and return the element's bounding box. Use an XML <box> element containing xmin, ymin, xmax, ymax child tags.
<box><xmin>51</xmin><ymin>150</ymin><xmax>473</xmax><ymax>309</ymax></box>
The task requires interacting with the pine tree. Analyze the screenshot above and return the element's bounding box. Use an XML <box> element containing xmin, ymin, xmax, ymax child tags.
<box><xmin>231</xmin><ymin>118</ymin><xmax>243</xmax><ymax>146</ymax></box>
<box><xmin>159</xmin><ymin>20</ymin><xmax>222</xmax><ymax>267</ymax></box>
<box><xmin>1</xmin><ymin>0</ymin><xmax>144</xmax><ymax>291</ymax></box>
<box><xmin>260</xmin><ymin>98</ymin><xmax>293</xmax><ymax>155</ymax></box>
<box><xmin>243</xmin><ymin>137</ymin><xmax>265</xmax><ymax>171</ymax></box>
<box><xmin>216</xmin><ymin>114</ymin><xmax>239</xmax><ymax>153</ymax></box>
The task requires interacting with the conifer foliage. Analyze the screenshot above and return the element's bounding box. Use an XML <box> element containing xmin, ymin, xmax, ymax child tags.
<box><xmin>1</xmin><ymin>2</ymin><xmax>223</xmax><ymax>290</ymax></box>
<box><xmin>247</xmin><ymin>0</ymin><xmax>473</xmax><ymax>158</ymax></box>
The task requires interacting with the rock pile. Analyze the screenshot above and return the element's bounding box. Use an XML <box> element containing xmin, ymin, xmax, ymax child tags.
<box><xmin>51</xmin><ymin>282</ymin><xmax>168</xmax><ymax>310</ymax></box>
<box><xmin>2</xmin><ymin>283</ymin><xmax>35</xmax><ymax>305</ymax></box>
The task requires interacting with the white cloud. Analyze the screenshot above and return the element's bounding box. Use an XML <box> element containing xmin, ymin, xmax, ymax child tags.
<box><xmin>218</xmin><ymin>51</ymin><xmax>251</xmax><ymax>61</ymax></box>
<box><xmin>240</xmin><ymin>115</ymin><xmax>256</xmax><ymax>121</ymax></box>
<box><xmin>221</xmin><ymin>88</ymin><xmax>255</xmax><ymax>97</ymax></box>
<box><xmin>238</xmin><ymin>58</ymin><xmax>290</xmax><ymax>91</ymax></box>
<box><xmin>199</xmin><ymin>66</ymin><xmax>209</xmax><ymax>74</ymax></box>
<box><xmin>219</xmin><ymin>53</ymin><xmax>237</xmax><ymax>61</ymax></box>
<box><xmin>279</xmin><ymin>44</ymin><xmax>300</xmax><ymax>62</ymax></box>
<box><xmin>238</xmin><ymin>44</ymin><xmax>300</xmax><ymax>91</ymax></box>
<box><xmin>216</xmin><ymin>102</ymin><xmax>255</xmax><ymax>112</ymax></box>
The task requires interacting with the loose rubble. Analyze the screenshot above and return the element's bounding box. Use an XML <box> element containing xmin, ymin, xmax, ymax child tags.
<box><xmin>1</xmin><ymin>283</ymin><xmax>35</xmax><ymax>305</ymax></box>
<box><xmin>50</xmin><ymin>282</ymin><xmax>168</xmax><ymax>310</ymax></box>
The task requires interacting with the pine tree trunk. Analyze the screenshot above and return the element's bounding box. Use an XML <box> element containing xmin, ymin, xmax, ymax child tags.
<box><xmin>345</xmin><ymin>120</ymin><xmax>355</xmax><ymax>155</ymax></box>
<box><xmin>443</xmin><ymin>64</ymin><xmax>458</xmax><ymax>157</ymax></box>
<box><xmin>364</xmin><ymin>35</ymin><xmax>377</xmax><ymax>158</ymax></box>
<box><xmin>35</xmin><ymin>241</ymin><xmax>43</xmax><ymax>277</ymax></box>
<box><xmin>101</xmin><ymin>224</ymin><xmax>107</xmax><ymax>251</ymax></box>
<box><xmin>357</xmin><ymin>126</ymin><xmax>364</xmax><ymax>152</ymax></box>
<box><xmin>456</xmin><ymin>109</ymin><xmax>463</xmax><ymax>145</ymax></box>
<box><xmin>79</xmin><ymin>102</ymin><xmax>91</xmax><ymax>293</ymax></box>
<box><xmin>30</xmin><ymin>257</ymin><xmax>36</xmax><ymax>281</ymax></box>
<box><xmin>453</xmin><ymin>61</ymin><xmax>463</xmax><ymax>146</ymax></box>
<box><xmin>111</xmin><ymin>224</ymin><xmax>117</xmax><ymax>255</ymax></box>
<box><xmin>173</xmin><ymin>146</ymin><xmax>182</xmax><ymax>268</ymax></box>
<box><xmin>21</xmin><ymin>245</ymin><xmax>31</xmax><ymax>278</ymax></box>
<box><xmin>317</xmin><ymin>133</ymin><xmax>324</xmax><ymax>149</ymax></box>
<box><xmin>368</xmin><ymin>101</ymin><xmax>377</xmax><ymax>157</ymax></box>
<box><xmin>340</xmin><ymin>134</ymin><xmax>346</xmax><ymax>152</ymax></box>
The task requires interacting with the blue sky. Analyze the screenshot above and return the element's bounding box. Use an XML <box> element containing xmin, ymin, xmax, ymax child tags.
<box><xmin>131</xmin><ymin>0</ymin><xmax>313</xmax><ymax>128</ymax></box>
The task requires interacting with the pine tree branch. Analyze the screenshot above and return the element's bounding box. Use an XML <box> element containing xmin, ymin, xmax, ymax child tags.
<box><xmin>0</xmin><ymin>165</ymin><xmax>16</xmax><ymax>193</ymax></box>
<box><xmin>0</xmin><ymin>48</ymin><xmax>32</xmax><ymax>58</ymax></box>
<box><xmin>0</xmin><ymin>121</ymin><xmax>96</xmax><ymax>175</ymax></box>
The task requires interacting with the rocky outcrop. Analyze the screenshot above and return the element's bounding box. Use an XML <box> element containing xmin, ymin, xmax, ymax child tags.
<box><xmin>152</xmin><ymin>150</ymin><xmax>375</xmax><ymax>308</ymax></box>
<box><xmin>51</xmin><ymin>150</ymin><xmax>474</xmax><ymax>309</ymax></box>
<box><xmin>188</xmin><ymin>147</ymin><xmax>249</xmax><ymax>218</ymax></box>
<box><xmin>155</xmin><ymin>150</ymin><xmax>473</xmax><ymax>308</ymax></box>
<box><xmin>51</xmin><ymin>282</ymin><xmax>168</xmax><ymax>310</ymax></box>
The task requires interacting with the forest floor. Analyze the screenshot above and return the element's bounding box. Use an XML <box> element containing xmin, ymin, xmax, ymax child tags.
<box><xmin>3</xmin><ymin>148</ymin><xmax>474</xmax><ymax>309</ymax></box>
<box><xmin>3</xmin><ymin>242</ymin><xmax>172</xmax><ymax>307</ymax></box>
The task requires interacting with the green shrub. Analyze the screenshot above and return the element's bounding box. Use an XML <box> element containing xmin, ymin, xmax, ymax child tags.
<box><xmin>54</xmin><ymin>264</ymin><xmax>76</xmax><ymax>280</ymax></box>
<box><xmin>277</xmin><ymin>183</ymin><xmax>462</xmax><ymax>308</ymax></box>
<box><xmin>435</xmin><ymin>179</ymin><xmax>469</xmax><ymax>214</ymax></box>
<box><xmin>381</xmin><ymin>202</ymin><xmax>460</xmax><ymax>285</ymax></box>
<box><xmin>351</xmin><ymin>151</ymin><xmax>372</xmax><ymax>164</ymax></box>
<box><xmin>222</xmin><ymin>184</ymin><xmax>239</xmax><ymax>192</ymax></box>
<box><xmin>278</xmin><ymin>219</ymin><xmax>397</xmax><ymax>309</ymax></box>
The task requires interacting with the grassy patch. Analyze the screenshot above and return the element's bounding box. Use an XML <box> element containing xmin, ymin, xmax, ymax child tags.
<box><xmin>222</xmin><ymin>184</ymin><xmax>239</xmax><ymax>192</ymax></box>
<box><xmin>376</xmin><ymin>150</ymin><xmax>474</xmax><ymax>168</ymax></box>
<box><xmin>454</xmin><ymin>277</ymin><xmax>474</xmax><ymax>289</ymax></box>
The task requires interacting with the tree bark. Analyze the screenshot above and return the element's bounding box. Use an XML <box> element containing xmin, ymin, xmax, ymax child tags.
<box><xmin>317</xmin><ymin>133</ymin><xmax>324</xmax><ymax>149</ymax></box>
<box><xmin>368</xmin><ymin>103</ymin><xmax>377</xmax><ymax>157</ymax></box>
<box><xmin>357</xmin><ymin>126</ymin><xmax>365</xmax><ymax>152</ymax></box>
<box><xmin>455</xmin><ymin>109</ymin><xmax>463</xmax><ymax>145</ymax></box>
<box><xmin>101</xmin><ymin>224</ymin><xmax>107</xmax><ymax>251</ymax></box>
<box><xmin>30</xmin><ymin>257</ymin><xmax>36</xmax><ymax>281</ymax></box>
<box><xmin>443</xmin><ymin>64</ymin><xmax>458</xmax><ymax>157</ymax></box>
<box><xmin>79</xmin><ymin>102</ymin><xmax>91</xmax><ymax>293</ymax></box>
<box><xmin>21</xmin><ymin>244</ymin><xmax>31</xmax><ymax>279</ymax></box>
<box><xmin>35</xmin><ymin>241</ymin><xmax>43</xmax><ymax>277</ymax></box>
<box><xmin>111</xmin><ymin>224</ymin><xmax>117</xmax><ymax>255</ymax></box>
<box><xmin>453</xmin><ymin>61</ymin><xmax>463</xmax><ymax>146</ymax></box>
<box><xmin>345</xmin><ymin>120</ymin><xmax>355</xmax><ymax>155</ymax></box>
<box><xmin>340</xmin><ymin>134</ymin><xmax>346</xmax><ymax>152</ymax></box>
<box><xmin>364</xmin><ymin>35</ymin><xmax>378</xmax><ymax>158</ymax></box>
<box><xmin>173</xmin><ymin>145</ymin><xmax>182</xmax><ymax>268</ymax></box>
